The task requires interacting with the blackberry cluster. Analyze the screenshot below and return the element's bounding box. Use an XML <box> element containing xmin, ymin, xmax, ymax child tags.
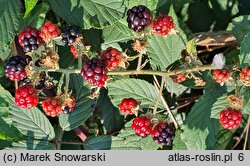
<box><xmin>171</xmin><ymin>73</ymin><xmax>186</xmax><ymax>83</ymax></box>
<box><xmin>4</xmin><ymin>56</ymin><xmax>27</xmax><ymax>81</ymax></box>
<box><xmin>101</xmin><ymin>47</ymin><xmax>121</xmax><ymax>70</ymax></box>
<box><xmin>151</xmin><ymin>15</ymin><xmax>174</xmax><ymax>36</ymax></box>
<box><xmin>40</xmin><ymin>20</ymin><xmax>61</xmax><ymax>42</ymax></box>
<box><xmin>119</xmin><ymin>98</ymin><xmax>137</xmax><ymax>115</ymax></box>
<box><xmin>80</xmin><ymin>58</ymin><xmax>108</xmax><ymax>87</ymax></box>
<box><xmin>41</xmin><ymin>97</ymin><xmax>62</xmax><ymax>117</ymax></box>
<box><xmin>240</xmin><ymin>66</ymin><xmax>250</xmax><ymax>85</ymax></box>
<box><xmin>151</xmin><ymin>122</ymin><xmax>174</xmax><ymax>146</ymax></box>
<box><xmin>212</xmin><ymin>68</ymin><xmax>230</xmax><ymax>84</ymax></box>
<box><xmin>127</xmin><ymin>5</ymin><xmax>152</xmax><ymax>32</ymax></box>
<box><xmin>219</xmin><ymin>109</ymin><xmax>242</xmax><ymax>130</ymax></box>
<box><xmin>15</xmin><ymin>84</ymin><xmax>39</xmax><ymax>109</ymax></box>
<box><xmin>18</xmin><ymin>26</ymin><xmax>43</xmax><ymax>52</ymax></box>
<box><xmin>61</xmin><ymin>26</ymin><xmax>80</xmax><ymax>46</ymax></box>
<box><xmin>132</xmin><ymin>116</ymin><xmax>152</xmax><ymax>138</ymax></box>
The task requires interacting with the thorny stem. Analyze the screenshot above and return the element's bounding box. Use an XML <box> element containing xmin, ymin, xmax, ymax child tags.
<box><xmin>64</xmin><ymin>72</ymin><xmax>70</xmax><ymax>94</ymax></box>
<box><xmin>244</xmin><ymin>115</ymin><xmax>250</xmax><ymax>150</ymax></box>
<box><xmin>152</xmin><ymin>76</ymin><xmax>165</xmax><ymax>115</ymax></box>
<box><xmin>136</xmin><ymin>52</ymin><xmax>143</xmax><ymax>71</ymax></box>
<box><xmin>233</xmin><ymin>115</ymin><xmax>250</xmax><ymax>149</ymax></box>
<box><xmin>14</xmin><ymin>81</ymin><xmax>18</xmax><ymax>90</ymax></box>
<box><xmin>153</xmin><ymin>76</ymin><xmax>179</xmax><ymax>129</ymax></box>
<box><xmin>77</xmin><ymin>46</ymin><xmax>83</xmax><ymax>69</ymax></box>
<box><xmin>55</xmin><ymin>128</ymin><xmax>64</xmax><ymax>150</ymax></box>
<box><xmin>34</xmin><ymin>64</ymin><xmax>214</xmax><ymax>77</ymax></box>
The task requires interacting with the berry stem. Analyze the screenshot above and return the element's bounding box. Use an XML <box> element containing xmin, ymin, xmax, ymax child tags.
<box><xmin>77</xmin><ymin>46</ymin><xmax>83</xmax><ymax>68</ymax></box>
<box><xmin>136</xmin><ymin>52</ymin><xmax>143</xmax><ymax>71</ymax></box>
<box><xmin>152</xmin><ymin>76</ymin><xmax>165</xmax><ymax>115</ymax></box>
<box><xmin>232</xmin><ymin>115</ymin><xmax>250</xmax><ymax>149</ymax></box>
<box><xmin>153</xmin><ymin>76</ymin><xmax>179</xmax><ymax>129</ymax></box>
<box><xmin>243</xmin><ymin>115</ymin><xmax>250</xmax><ymax>150</ymax></box>
<box><xmin>64</xmin><ymin>72</ymin><xmax>70</xmax><ymax>94</ymax></box>
<box><xmin>33</xmin><ymin>64</ymin><xmax>214</xmax><ymax>77</ymax></box>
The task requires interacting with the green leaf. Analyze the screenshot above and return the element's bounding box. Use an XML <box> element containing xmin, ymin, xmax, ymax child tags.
<box><xmin>102</xmin><ymin>19</ymin><xmax>133</xmax><ymax>50</ymax></box>
<box><xmin>168</xmin><ymin>5</ymin><xmax>187</xmax><ymax>40</ymax></box>
<box><xmin>84</xmin><ymin>136</ymin><xmax>111</xmax><ymax>150</ymax></box>
<box><xmin>147</xmin><ymin>34</ymin><xmax>185</xmax><ymax>70</ymax></box>
<box><xmin>172</xmin><ymin>129</ymin><xmax>187</xmax><ymax>150</ymax></box>
<box><xmin>211</xmin><ymin>94</ymin><xmax>229</xmax><ymax>119</ymax></box>
<box><xmin>0</xmin><ymin>89</ymin><xmax>55</xmax><ymax>140</ymax></box>
<box><xmin>48</xmin><ymin>0</ymin><xmax>125</xmax><ymax>29</ymax></box>
<box><xmin>239</xmin><ymin>32</ymin><xmax>250</xmax><ymax>68</ymax></box>
<box><xmin>208</xmin><ymin>128</ymin><xmax>233</xmax><ymax>150</ymax></box>
<box><xmin>108</xmin><ymin>78</ymin><xmax>164</xmax><ymax>109</ymax></box>
<box><xmin>24</xmin><ymin>0</ymin><xmax>38</xmax><ymax>17</ymax></box>
<box><xmin>0</xmin><ymin>0</ymin><xmax>20</xmax><ymax>58</ymax></box>
<box><xmin>7</xmin><ymin>139</ymin><xmax>54</xmax><ymax>150</ymax></box>
<box><xmin>97</xmin><ymin>88</ymin><xmax>124</xmax><ymax>134</ymax></box>
<box><xmin>0</xmin><ymin>60</ymin><xmax>4</xmax><ymax>78</ymax></box>
<box><xmin>0</xmin><ymin>117</ymin><xmax>22</xmax><ymax>141</ymax></box>
<box><xmin>59</xmin><ymin>74</ymin><xmax>95</xmax><ymax>131</ymax></box>
<box><xmin>232</xmin><ymin>15</ymin><xmax>250</xmax><ymax>42</ymax></box>
<box><xmin>111</xmin><ymin>121</ymin><xmax>160</xmax><ymax>150</ymax></box>
<box><xmin>21</xmin><ymin>2</ymin><xmax>49</xmax><ymax>30</ymax></box>
<box><xmin>181</xmin><ymin>85</ymin><xmax>227</xmax><ymax>149</ymax></box>
<box><xmin>241</xmin><ymin>87</ymin><xmax>250</xmax><ymax>115</ymax></box>
<box><xmin>125</xmin><ymin>0</ymin><xmax>167</xmax><ymax>11</ymax></box>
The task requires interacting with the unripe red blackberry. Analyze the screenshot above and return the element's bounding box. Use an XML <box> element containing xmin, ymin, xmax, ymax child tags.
<box><xmin>15</xmin><ymin>84</ymin><xmax>39</xmax><ymax>109</ymax></box>
<box><xmin>240</xmin><ymin>66</ymin><xmax>250</xmax><ymax>85</ymax></box>
<box><xmin>132</xmin><ymin>116</ymin><xmax>152</xmax><ymax>138</ymax></box>
<box><xmin>127</xmin><ymin>5</ymin><xmax>152</xmax><ymax>32</ymax></box>
<box><xmin>171</xmin><ymin>73</ymin><xmax>186</xmax><ymax>83</ymax></box>
<box><xmin>18</xmin><ymin>26</ymin><xmax>43</xmax><ymax>52</ymax></box>
<box><xmin>119</xmin><ymin>98</ymin><xmax>138</xmax><ymax>115</ymax></box>
<box><xmin>151</xmin><ymin>15</ymin><xmax>174</xmax><ymax>36</ymax></box>
<box><xmin>70</xmin><ymin>45</ymin><xmax>78</xmax><ymax>59</ymax></box>
<box><xmin>40</xmin><ymin>20</ymin><xmax>61</xmax><ymax>42</ymax></box>
<box><xmin>4</xmin><ymin>56</ymin><xmax>27</xmax><ymax>81</ymax></box>
<box><xmin>101</xmin><ymin>47</ymin><xmax>121</xmax><ymax>70</ymax></box>
<box><xmin>80</xmin><ymin>58</ymin><xmax>108</xmax><ymax>87</ymax></box>
<box><xmin>41</xmin><ymin>97</ymin><xmax>62</xmax><ymax>117</ymax></box>
<box><xmin>212</xmin><ymin>68</ymin><xmax>230</xmax><ymax>84</ymax></box>
<box><xmin>219</xmin><ymin>109</ymin><xmax>242</xmax><ymax>130</ymax></box>
<box><xmin>151</xmin><ymin>122</ymin><xmax>174</xmax><ymax>146</ymax></box>
<box><xmin>61</xmin><ymin>26</ymin><xmax>80</xmax><ymax>46</ymax></box>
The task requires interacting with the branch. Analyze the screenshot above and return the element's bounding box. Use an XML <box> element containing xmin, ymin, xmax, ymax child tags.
<box><xmin>34</xmin><ymin>64</ymin><xmax>214</xmax><ymax>77</ymax></box>
<box><xmin>153</xmin><ymin>76</ymin><xmax>179</xmax><ymax>129</ymax></box>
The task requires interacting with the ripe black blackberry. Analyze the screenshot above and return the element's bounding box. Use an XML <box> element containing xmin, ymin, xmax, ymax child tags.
<box><xmin>18</xmin><ymin>26</ymin><xmax>43</xmax><ymax>52</ymax></box>
<box><xmin>80</xmin><ymin>58</ymin><xmax>108</xmax><ymax>87</ymax></box>
<box><xmin>4</xmin><ymin>56</ymin><xmax>27</xmax><ymax>81</ymax></box>
<box><xmin>151</xmin><ymin>122</ymin><xmax>174</xmax><ymax>146</ymax></box>
<box><xmin>127</xmin><ymin>5</ymin><xmax>152</xmax><ymax>32</ymax></box>
<box><xmin>61</xmin><ymin>26</ymin><xmax>80</xmax><ymax>46</ymax></box>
